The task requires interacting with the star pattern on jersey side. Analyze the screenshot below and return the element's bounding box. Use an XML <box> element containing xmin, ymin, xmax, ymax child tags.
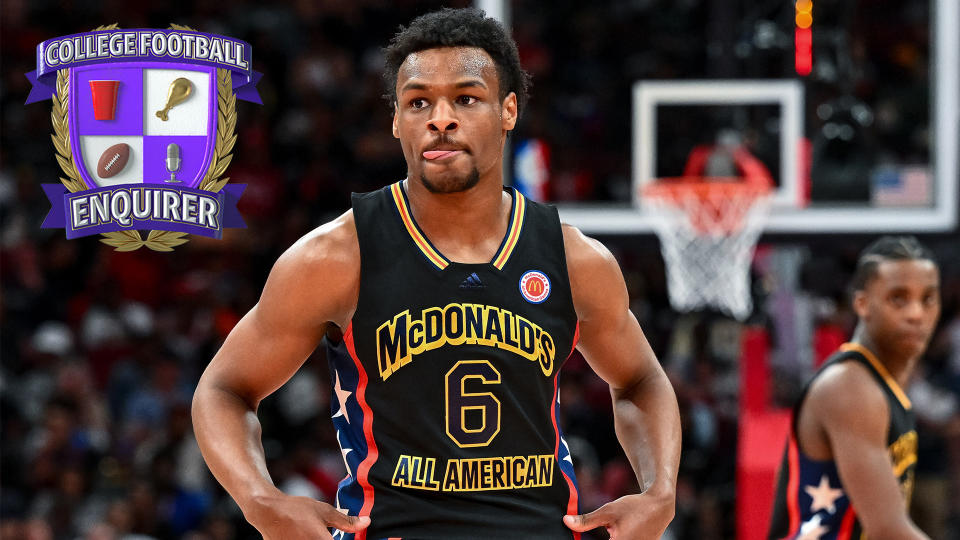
<box><xmin>797</xmin><ymin>513</ymin><xmax>829</xmax><ymax>540</ymax></box>
<box><xmin>804</xmin><ymin>474</ymin><xmax>844</xmax><ymax>514</ymax></box>
<box><xmin>560</xmin><ymin>436</ymin><xmax>573</xmax><ymax>464</ymax></box>
<box><xmin>556</xmin><ymin>392</ymin><xmax>573</xmax><ymax>464</ymax></box>
<box><xmin>332</xmin><ymin>370</ymin><xmax>352</xmax><ymax>424</ymax></box>
<box><xmin>337</xmin><ymin>429</ymin><xmax>353</xmax><ymax>476</ymax></box>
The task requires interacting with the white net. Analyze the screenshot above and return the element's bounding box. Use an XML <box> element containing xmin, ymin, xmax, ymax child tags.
<box><xmin>644</xmin><ymin>182</ymin><xmax>771</xmax><ymax>320</ymax></box>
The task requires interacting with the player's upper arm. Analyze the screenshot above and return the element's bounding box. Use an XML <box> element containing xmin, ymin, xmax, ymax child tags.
<box><xmin>808</xmin><ymin>363</ymin><xmax>927</xmax><ymax>540</ymax></box>
<box><xmin>197</xmin><ymin>210</ymin><xmax>361</xmax><ymax>408</ymax></box>
<box><xmin>562</xmin><ymin>224</ymin><xmax>661</xmax><ymax>391</ymax></box>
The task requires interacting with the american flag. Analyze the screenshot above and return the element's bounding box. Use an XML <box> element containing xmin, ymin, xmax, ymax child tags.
<box><xmin>871</xmin><ymin>165</ymin><xmax>932</xmax><ymax>207</ymax></box>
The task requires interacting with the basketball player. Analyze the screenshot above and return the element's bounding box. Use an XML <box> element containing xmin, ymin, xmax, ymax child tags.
<box><xmin>192</xmin><ymin>8</ymin><xmax>680</xmax><ymax>540</ymax></box>
<box><xmin>768</xmin><ymin>236</ymin><xmax>940</xmax><ymax>540</ymax></box>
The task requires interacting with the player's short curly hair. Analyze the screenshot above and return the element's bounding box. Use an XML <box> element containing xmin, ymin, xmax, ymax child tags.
<box><xmin>382</xmin><ymin>8</ymin><xmax>531</xmax><ymax>116</ymax></box>
<box><xmin>851</xmin><ymin>235</ymin><xmax>937</xmax><ymax>291</ymax></box>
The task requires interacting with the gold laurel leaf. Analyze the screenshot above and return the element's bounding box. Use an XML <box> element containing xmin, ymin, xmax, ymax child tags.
<box><xmin>151</xmin><ymin>238</ymin><xmax>189</xmax><ymax>249</ymax></box>
<box><xmin>60</xmin><ymin>177</ymin><xmax>85</xmax><ymax>193</ymax></box>
<box><xmin>50</xmin><ymin>134</ymin><xmax>68</xmax><ymax>159</ymax></box>
<box><xmin>202</xmin><ymin>178</ymin><xmax>220</xmax><ymax>193</ymax></box>
<box><xmin>210</xmin><ymin>178</ymin><xmax>230</xmax><ymax>193</ymax></box>
<box><xmin>146</xmin><ymin>230</ymin><xmax>187</xmax><ymax>242</ymax></box>
<box><xmin>211</xmin><ymin>154</ymin><xmax>233</xmax><ymax>179</ymax></box>
<box><xmin>55</xmin><ymin>154</ymin><xmax>78</xmax><ymax>180</ymax></box>
<box><xmin>99</xmin><ymin>239</ymin><xmax>131</xmax><ymax>248</ymax></box>
<box><xmin>144</xmin><ymin>228</ymin><xmax>190</xmax><ymax>251</ymax></box>
<box><xmin>118</xmin><ymin>229</ymin><xmax>142</xmax><ymax>242</ymax></box>
<box><xmin>99</xmin><ymin>240</ymin><xmax>132</xmax><ymax>248</ymax></box>
<box><xmin>222</xmin><ymin>133</ymin><xmax>237</xmax><ymax>153</ymax></box>
<box><xmin>99</xmin><ymin>230</ymin><xmax>145</xmax><ymax>251</ymax></box>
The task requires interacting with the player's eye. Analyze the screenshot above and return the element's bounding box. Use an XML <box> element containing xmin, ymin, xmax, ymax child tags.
<box><xmin>410</xmin><ymin>98</ymin><xmax>428</xmax><ymax>109</ymax></box>
<box><xmin>457</xmin><ymin>95</ymin><xmax>478</xmax><ymax>106</ymax></box>
<box><xmin>889</xmin><ymin>294</ymin><xmax>907</xmax><ymax>307</ymax></box>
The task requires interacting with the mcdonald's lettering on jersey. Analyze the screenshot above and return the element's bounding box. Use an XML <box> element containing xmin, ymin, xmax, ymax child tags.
<box><xmin>375</xmin><ymin>303</ymin><xmax>556</xmax><ymax>381</ymax></box>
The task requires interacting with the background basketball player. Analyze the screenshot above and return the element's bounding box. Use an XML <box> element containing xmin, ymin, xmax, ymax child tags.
<box><xmin>768</xmin><ymin>236</ymin><xmax>940</xmax><ymax>539</ymax></box>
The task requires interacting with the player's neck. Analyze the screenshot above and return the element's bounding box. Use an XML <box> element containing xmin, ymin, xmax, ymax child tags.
<box><xmin>850</xmin><ymin>326</ymin><xmax>916</xmax><ymax>388</ymax></box>
<box><xmin>403</xmin><ymin>177</ymin><xmax>512</xmax><ymax>264</ymax></box>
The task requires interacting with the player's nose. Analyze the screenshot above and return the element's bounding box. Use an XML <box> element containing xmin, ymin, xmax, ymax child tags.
<box><xmin>903</xmin><ymin>299</ymin><xmax>927</xmax><ymax>324</ymax></box>
<box><xmin>426</xmin><ymin>100</ymin><xmax>458</xmax><ymax>133</ymax></box>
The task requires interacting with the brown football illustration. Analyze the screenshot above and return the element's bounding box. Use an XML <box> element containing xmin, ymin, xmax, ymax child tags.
<box><xmin>97</xmin><ymin>143</ymin><xmax>130</xmax><ymax>179</ymax></box>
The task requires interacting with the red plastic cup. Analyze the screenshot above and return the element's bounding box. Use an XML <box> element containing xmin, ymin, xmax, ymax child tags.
<box><xmin>89</xmin><ymin>80</ymin><xmax>120</xmax><ymax>121</ymax></box>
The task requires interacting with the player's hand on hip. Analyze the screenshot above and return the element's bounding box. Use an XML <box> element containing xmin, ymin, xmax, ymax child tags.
<box><xmin>563</xmin><ymin>491</ymin><xmax>675</xmax><ymax>540</ymax></box>
<box><xmin>243</xmin><ymin>492</ymin><xmax>371</xmax><ymax>540</ymax></box>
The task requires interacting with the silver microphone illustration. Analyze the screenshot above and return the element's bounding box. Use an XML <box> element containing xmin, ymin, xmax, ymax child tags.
<box><xmin>165</xmin><ymin>143</ymin><xmax>182</xmax><ymax>183</ymax></box>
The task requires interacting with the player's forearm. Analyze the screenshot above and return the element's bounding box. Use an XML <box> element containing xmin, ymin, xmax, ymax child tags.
<box><xmin>191</xmin><ymin>382</ymin><xmax>281</xmax><ymax>512</ymax></box>
<box><xmin>863</xmin><ymin>514</ymin><xmax>931</xmax><ymax>540</ymax></box>
<box><xmin>610</xmin><ymin>367</ymin><xmax>681</xmax><ymax>496</ymax></box>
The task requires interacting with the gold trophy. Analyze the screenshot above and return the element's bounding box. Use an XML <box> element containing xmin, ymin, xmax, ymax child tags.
<box><xmin>155</xmin><ymin>78</ymin><xmax>193</xmax><ymax>121</ymax></box>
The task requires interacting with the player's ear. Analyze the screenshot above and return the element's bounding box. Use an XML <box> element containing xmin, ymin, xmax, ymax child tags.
<box><xmin>852</xmin><ymin>289</ymin><xmax>869</xmax><ymax>319</ymax></box>
<box><xmin>500</xmin><ymin>92</ymin><xmax>517</xmax><ymax>131</ymax></box>
<box><xmin>392</xmin><ymin>104</ymin><xmax>400</xmax><ymax>139</ymax></box>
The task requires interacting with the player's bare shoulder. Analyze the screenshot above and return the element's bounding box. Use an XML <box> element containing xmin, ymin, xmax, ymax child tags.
<box><xmin>561</xmin><ymin>223</ymin><xmax>628</xmax><ymax>319</ymax></box>
<box><xmin>561</xmin><ymin>223</ymin><xmax>618</xmax><ymax>276</ymax></box>
<box><xmin>284</xmin><ymin>210</ymin><xmax>360</xmax><ymax>272</ymax></box>
<box><xmin>265</xmin><ymin>209</ymin><xmax>361</xmax><ymax>327</ymax></box>
<box><xmin>808</xmin><ymin>360</ymin><xmax>888</xmax><ymax>413</ymax></box>
<box><xmin>802</xmin><ymin>358</ymin><xmax>891</xmax><ymax>444</ymax></box>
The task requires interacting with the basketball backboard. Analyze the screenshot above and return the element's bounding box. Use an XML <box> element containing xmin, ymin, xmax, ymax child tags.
<box><xmin>554</xmin><ymin>0</ymin><xmax>958</xmax><ymax>234</ymax></box>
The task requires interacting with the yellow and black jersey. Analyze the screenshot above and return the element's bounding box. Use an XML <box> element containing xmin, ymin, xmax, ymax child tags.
<box><xmin>327</xmin><ymin>181</ymin><xmax>581</xmax><ymax>540</ymax></box>
<box><xmin>768</xmin><ymin>343</ymin><xmax>917</xmax><ymax>540</ymax></box>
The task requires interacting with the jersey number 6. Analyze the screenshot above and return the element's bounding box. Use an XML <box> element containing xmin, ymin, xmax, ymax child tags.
<box><xmin>445</xmin><ymin>360</ymin><xmax>502</xmax><ymax>448</ymax></box>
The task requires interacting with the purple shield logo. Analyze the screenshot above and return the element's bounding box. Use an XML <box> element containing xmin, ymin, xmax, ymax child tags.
<box><xmin>70</xmin><ymin>63</ymin><xmax>216</xmax><ymax>189</ymax></box>
<box><xmin>28</xmin><ymin>25</ymin><xmax>261</xmax><ymax>250</ymax></box>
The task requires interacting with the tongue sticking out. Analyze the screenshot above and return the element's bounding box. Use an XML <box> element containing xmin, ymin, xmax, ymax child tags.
<box><xmin>423</xmin><ymin>150</ymin><xmax>462</xmax><ymax>160</ymax></box>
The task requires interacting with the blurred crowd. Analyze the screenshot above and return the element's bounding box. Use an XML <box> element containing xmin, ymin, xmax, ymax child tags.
<box><xmin>2</xmin><ymin>0</ymin><xmax>958</xmax><ymax>539</ymax></box>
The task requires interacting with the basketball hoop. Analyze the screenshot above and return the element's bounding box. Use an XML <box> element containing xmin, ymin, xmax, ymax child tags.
<box><xmin>642</xmin><ymin>177</ymin><xmax>772</xmax><ymax>320</ymax></box>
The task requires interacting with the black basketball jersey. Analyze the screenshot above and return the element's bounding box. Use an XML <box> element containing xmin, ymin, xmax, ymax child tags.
<box><xmin>326</xmin><ymin>181</ymin><xmax>581</xmax><ymax>540</ymax></box>
<box><xmin>767</xmin><ymin>343</ymin><xmax>917</xmax><ymax>540</ymax></box>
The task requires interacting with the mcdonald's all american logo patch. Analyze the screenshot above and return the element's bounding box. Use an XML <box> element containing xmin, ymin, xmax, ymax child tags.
<box><xmin>519</xmin><ymin>270</ymin><xmax>550</xmax><ymax>304</ymax></box>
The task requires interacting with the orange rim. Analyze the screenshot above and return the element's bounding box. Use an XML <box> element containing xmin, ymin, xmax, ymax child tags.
<box><xmin>642</xmin><ymin>177</ymin><xmax>772</xmax><ymax>234</ymax></box>
<box><xmin>642</xmin><ymin>176</ymin><xmax>772</xmax><ymax>201</ymax></box>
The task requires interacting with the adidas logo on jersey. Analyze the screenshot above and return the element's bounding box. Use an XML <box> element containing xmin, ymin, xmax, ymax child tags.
<box><xmin>459</xmin><ymin>272</ymin><xmax>485</xmax><ymax>290</ymax></box>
